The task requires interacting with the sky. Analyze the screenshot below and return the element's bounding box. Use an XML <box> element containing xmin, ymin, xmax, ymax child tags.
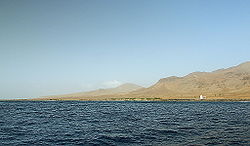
<box><xmin>1</xmin><ymin>0</ymin><xmax>250</xmax><ymax>98</ymax></box>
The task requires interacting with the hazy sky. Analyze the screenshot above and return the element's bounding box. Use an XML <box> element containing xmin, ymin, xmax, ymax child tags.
<box><xmin>1</xmin><ymin>0</ymin><xmax>250</xmax><ymax>98</ymax></box>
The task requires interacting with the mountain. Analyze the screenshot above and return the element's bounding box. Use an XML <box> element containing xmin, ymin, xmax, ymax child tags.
<box><xmin>37</xmin><ymin>61</ymin><xmax>250</xmax><ymax>101</ymax></box>
<box><xmin>128</xmin><ymin>61</ymin><xmax>250</xmax><ymax>98</ymax></box>
<box><xmin>45</xmin><ymin>83</ymin><xmax>144</xmax><ymax>99</ymax></box>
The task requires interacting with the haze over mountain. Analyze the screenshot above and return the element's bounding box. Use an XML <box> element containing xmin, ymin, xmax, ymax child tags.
<box><xmin>46</xmin><ymin>83</ymin><xmax>144</xmax><ymax>99</ymax></box>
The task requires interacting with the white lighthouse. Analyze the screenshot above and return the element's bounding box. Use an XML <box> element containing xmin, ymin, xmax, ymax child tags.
<box><xmin>200</xmin><ymin>95</ymin><xmax>206</xmax><ymax>100</ymax></box>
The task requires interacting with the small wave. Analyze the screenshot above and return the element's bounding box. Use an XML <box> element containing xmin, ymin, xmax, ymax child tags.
<box><xmin>178</xmin><ymin>126</ymin><xmax>195</xmax><ymax>130</ymax></box>
<box><xmin>147</xmin><ymin>128</ymin><xmax>179</xmax><ymax>136</ymax></box>
<box><xmin>97</xmin><ymin>135</ymin><xmax>136</xmax><ymax>143</ymax></box>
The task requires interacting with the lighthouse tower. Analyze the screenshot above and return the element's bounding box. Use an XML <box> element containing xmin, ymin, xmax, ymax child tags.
<box><xmin>199</xmin><ymin>95</ymin><xmax>205</xmax><ymax>100</ymax></box>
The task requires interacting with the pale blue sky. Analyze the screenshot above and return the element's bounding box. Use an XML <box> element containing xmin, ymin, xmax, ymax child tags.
<box><xmin>1</xmin><ymin>0</ymin><xmax>250</xmax><ymax>98</ymax></box>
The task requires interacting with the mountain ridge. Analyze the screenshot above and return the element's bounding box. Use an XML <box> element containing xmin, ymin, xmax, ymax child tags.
<box><xmin>37</xmin><ymin>61</ymin><xmax>250</xmax><ymax>100</ymax></box>
<box><xmin>128</xmin><ymin>61</ymin><xmax>250</xmax><ymax>98</ymax></box>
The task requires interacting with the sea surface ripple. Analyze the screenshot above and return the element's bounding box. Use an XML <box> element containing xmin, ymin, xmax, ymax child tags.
<box><xmin>0</xmin><ymin>101</ymin><xmax>250</xmax><ymax>145</ymax></box>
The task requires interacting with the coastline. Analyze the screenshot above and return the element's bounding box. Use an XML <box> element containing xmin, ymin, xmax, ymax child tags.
<box><xmin>2</xmin><ymin>97</ymin><xmax>250</xmax><ymax>102</ymax></box>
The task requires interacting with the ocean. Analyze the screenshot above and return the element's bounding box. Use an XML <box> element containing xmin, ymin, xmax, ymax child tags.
<box><xmin>0</xmin><ymin>101</ymin><xmax>250</xmax><ymax>145</ymax></box>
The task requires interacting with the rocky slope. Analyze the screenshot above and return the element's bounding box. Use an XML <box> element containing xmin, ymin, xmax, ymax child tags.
<box><xmin>128</xmin><ymin>61</ymin><xmax>250</xmax><ymax>98</ymax></box>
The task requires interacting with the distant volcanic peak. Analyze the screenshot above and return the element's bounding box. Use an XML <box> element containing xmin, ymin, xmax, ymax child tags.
<box><xmin>96</xmin><ymin>83</ymin><xmax>142</xmax><ymax>90</ymax></box>
<box><xmin>114</xmin><ymin>83</ymin><xmax>144</xmax><ymax>92</ymax></box>
<box><xmin>83</xmin><ymin>82</ymin><xmax>144</xmax><ymax>95</ymax></box>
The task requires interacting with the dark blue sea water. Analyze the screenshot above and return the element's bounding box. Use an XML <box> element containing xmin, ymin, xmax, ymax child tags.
<box><xmin>0</xmin><ymin>101</ymin><xmax>250</xmax><ymax>146</ymax></box>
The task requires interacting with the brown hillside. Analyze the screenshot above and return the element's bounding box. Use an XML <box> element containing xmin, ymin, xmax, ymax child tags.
<box><xmin>37</xmin><ymin>62</ymin><xmax>250</xmax><ymax>101</ymax></box>
<box><xmin>128</xmin><ymin>61</ymin><xmax>250</xmax><ymax>98</ymax></box>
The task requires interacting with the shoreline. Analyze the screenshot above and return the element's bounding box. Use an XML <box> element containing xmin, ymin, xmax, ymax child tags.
<box><xmin>1</xmin><ymin>97</ymin><xmax>250</xmax><ymax>102</ymax></box>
